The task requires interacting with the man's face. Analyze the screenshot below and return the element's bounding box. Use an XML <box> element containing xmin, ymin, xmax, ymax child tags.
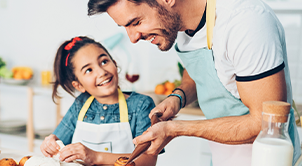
<box><xmin>107</xmin><ymin>0</ymin><xmax>182</xmax><ymax>51</ymax></box>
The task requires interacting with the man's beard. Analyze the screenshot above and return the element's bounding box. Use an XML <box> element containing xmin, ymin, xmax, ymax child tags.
<box><xmin>156</xmin><ymin>5</ymin><xmax>183</xmax><ymax>51</ymax></box>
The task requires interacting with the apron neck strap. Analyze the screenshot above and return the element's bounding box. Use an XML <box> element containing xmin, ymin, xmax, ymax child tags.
<box><xmin>77</xmin><ymin>89</ymin><xmax>129</xmax><ymax>122</ymax></box>
<box><xmin>78</xmin><ymin>96</ymin><xmax>94</xmax><ymax>121</ymax></box>
<box><xmin>206</xmin><ymin>0</ymin><xmax>216</xmax><ymax>50</ymax></box>
<box><xmin>118</xmin><ymin>89</ymin><xmax>129</xmax><ymax>122</ymax></box>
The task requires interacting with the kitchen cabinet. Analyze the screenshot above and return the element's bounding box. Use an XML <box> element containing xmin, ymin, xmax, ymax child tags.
<box><xmin>0</xmin><ymin>83</ymin><xmax>61</xmax><ymax>152</ymax></box>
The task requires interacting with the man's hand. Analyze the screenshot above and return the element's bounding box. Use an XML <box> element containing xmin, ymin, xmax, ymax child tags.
<box><xmin>149</xmin><ymin>97</ymin><xmax>180</xmax><ymax>121</ymax></box>
<box><xmin>133</xmin><ymin>121</ymin><xmax>176</xmax><ymax>155</ymax></box>
<box><xmin>150</xmin><ymin>69</ymin><xmax>197</xmax><ymax>121</ymax></box>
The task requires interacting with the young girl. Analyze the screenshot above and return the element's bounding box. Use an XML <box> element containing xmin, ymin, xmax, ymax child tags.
<box><xmin>40</xmin><ymin>36</ymin><xmax>158</xmax><ymax>166</ymax></box>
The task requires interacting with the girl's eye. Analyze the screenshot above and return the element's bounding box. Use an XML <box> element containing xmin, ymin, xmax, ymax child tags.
<box><xmin>85</xmin><ymin>68</ymin><xmax>92</xmax><ymax>74</ymax></box>
<box><xmin>101</xmin><ymin>60</ymin><xmax>108</xmax><ymax>65</ymax></box>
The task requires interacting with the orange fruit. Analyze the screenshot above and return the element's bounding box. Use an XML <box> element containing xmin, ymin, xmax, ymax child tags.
<box><xmin>164</xmin><ymin>81</ymin><xmax>175</xmax><ymax>91</ymax></box>
<box><xmin>155</xmin><ymin>84</ymin><xmax>165</xmax><ymax>94</ymax></box>
<box><xmin>13</xmin><ymin>71</ymin><xmax>23</xmax><ymax>80</ymax></box>
<box><xmin>164</xmin><ymin>89</ymin><xmax>173</xmax><ymax>96</ymax></box>
<box><xmin>22</xmin><ymin>71</ymin><xmax>32</xmax><ymax>80</ymax></box>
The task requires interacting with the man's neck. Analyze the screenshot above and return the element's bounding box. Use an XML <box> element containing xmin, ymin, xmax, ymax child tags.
<box><xmin>176</xmin><ymin>0</ymin><xmax>207</xmax><ymax>32</ymax></box>
<box><xmin>185</xmin><ymin>5</ymin><xmax>206</xmax><ymax>37</ymax></box>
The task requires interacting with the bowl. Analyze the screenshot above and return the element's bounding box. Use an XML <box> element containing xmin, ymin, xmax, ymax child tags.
<box><xmin>1</xmin><ymin>78</ymin><xmax>31</xmax><ymax>85</ymax></box>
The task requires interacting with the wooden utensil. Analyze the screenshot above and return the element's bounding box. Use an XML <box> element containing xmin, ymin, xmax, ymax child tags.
<box><xmin>125</xmin><ymin>112</ymin><xmax>163</xmax><ymax>165</ymax></box>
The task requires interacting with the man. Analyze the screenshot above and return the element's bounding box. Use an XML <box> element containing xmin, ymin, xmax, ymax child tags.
<box><xmin>87</xmin><ymin>0</ymin><xmax>301</xmax><ymax>165</ymax></box>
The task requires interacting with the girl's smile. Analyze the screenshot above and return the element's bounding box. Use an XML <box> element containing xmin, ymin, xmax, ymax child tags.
<box><xmin>97</xmin><ymin>76</ymin><xmax>113</xmax><ymax>86</ymax></box>
<box><xmin>72</xmin><ymin>43</ymin><xmax>119</xmax><ymax>104</ymax></box>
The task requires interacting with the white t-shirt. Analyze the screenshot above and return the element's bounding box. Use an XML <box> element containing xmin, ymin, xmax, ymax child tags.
<box><xmin>176</xmin><ymin>0</ymin><xmax>293</xmax><ymax>103</ymax></box>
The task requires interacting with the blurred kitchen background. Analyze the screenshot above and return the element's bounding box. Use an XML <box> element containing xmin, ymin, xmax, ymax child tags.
<box><xmin>0</xmin><ymin>0</ymin><xmax>302</xmax><ymax>165</ymax></box>
<box><xmin>0</xmin><ymin>0</ymin><xmax>182</xmax><ymax>134</ymax></box>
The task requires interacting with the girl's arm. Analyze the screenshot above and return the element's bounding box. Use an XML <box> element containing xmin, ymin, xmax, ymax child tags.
<box><xmin>58</xmin><ymin>142</ymin><xmax>131</xmax><ymax>165</ymax></box>
<box><xmin>52</xmin><ymin>101</ymin><xmax>78</xmax><ymax>145</ymax></box>
<box><xmin>93</xmin><ymin>152</ymin><xmax>157</xmax><ymax>166</ymax></box>
<box><xmin>133</xmin><ymin>153</ymin><xmax>157</xmax><ymax>166</ymax></box>
<box><xmin>59</xmin><ymin>143</ymin><xmax>157</xmax><ymax>166</ymax></box>
<box><xmin>88</xmin><ymin>152</ymin><xmax>131</xmax><ymax>165</ymax></box>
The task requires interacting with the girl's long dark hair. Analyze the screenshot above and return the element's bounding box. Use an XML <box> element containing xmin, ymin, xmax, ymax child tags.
<box><xmin>52</xmin><ymin>36</ymin><xmax>112</xmax><ymax>103</ymax></box>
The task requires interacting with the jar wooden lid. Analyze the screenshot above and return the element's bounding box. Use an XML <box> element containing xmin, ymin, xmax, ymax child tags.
<box><xmin>262</xmin><ymin>101</ymin><xmax>291</xmax><ymax>123</ymax></box>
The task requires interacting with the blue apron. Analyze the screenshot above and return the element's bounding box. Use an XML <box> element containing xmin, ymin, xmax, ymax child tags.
<box><xmin>175</xmin><ymin>0</ymin><xmax>301</xmax><ymax>164</ymax></box>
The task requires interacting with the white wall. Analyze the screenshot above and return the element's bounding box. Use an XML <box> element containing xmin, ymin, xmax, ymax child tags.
<box><xmin>0</xmin><ymin>0</ymin><xmax>182</xmax><ymax>92</ymax></box>
<box><xmin>277</xmin><ymin>13</ymin><xmax>302</xmax><ymax>104</ymax></box>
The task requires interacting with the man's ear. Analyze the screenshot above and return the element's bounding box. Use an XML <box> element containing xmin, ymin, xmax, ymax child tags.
<box><xmin>159</xmin><ymin>0</ymin><xmax>175</xmax><ymax>8</ymax></box>
<box><xmin>72</xmin><ymin>81</ymin><xmax>86</xmax><ymax>93</ymax></box>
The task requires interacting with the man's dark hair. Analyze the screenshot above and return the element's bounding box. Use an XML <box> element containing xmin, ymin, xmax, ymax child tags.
<box><xmin>88</xmin><ymin>0</ymin><xmax>159</xmax><ymax>16</ymax></box>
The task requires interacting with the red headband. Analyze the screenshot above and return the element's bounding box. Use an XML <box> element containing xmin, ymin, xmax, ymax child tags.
<box><xmin>65</xmin><ymin>37</ymin><xmax>82</xmax><ymax>66</ymax></box>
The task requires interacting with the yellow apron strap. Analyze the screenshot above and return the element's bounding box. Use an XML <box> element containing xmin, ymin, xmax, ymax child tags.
<box><xmin>118</xmin><ymin>89</ymin><xmax>129</xmax><ymax>122</ymax></box>
<box><xmin>78</xmin><ymin>96</ymin><xmax>95</xmax><ymax>121</ymax></box>
<box><xmin>206</xmin><ymin>0</ymin><xmax>216</xmax><ymax>50</ymax></box>
<box><xmin>77</xmin><ymin>89</ymin><xmax>129</xmax><ymax>122</ymax></box>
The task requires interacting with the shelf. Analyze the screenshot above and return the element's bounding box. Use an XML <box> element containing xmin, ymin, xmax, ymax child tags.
<box><xmin>0</xmin><ymin>82</ymin><xmax>60</xmax><ymax>152</ymax></box>
<box><xmin>0</xmin><ymin>83</ymin><xmax>53</xmax><ymax>95</ymax></box>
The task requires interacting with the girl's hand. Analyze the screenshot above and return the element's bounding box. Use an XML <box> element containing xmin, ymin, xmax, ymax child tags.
<box><xmin>58</xmin><ymin>143</ymin><xmax>97</xmax><ymax>165</ymax></box>
<box><xmin>40</xmin><ymin>134</ymin><xmax>60</xmax><ymax>157</ymax></box>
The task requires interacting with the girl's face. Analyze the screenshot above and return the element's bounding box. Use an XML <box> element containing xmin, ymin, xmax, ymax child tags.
<box><xmin>72</xmin><ymin>44</ymin><xmax>119</xmax><ymax>103</ymax></box>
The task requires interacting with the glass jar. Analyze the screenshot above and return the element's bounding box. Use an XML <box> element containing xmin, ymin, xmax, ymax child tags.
<box><xmin>251</xmin><ymin>101</ymin><xmax>293</xmax><ymax>166</ymax></box>
<box><xmin>41</xmin><ymin>70</ymin><xmax>51</xmax><ymax>86</ymax></box>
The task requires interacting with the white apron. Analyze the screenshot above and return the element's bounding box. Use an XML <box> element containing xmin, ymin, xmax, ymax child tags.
<box><xmin>71</xmin><ymin>89</ymin><xmax>135</xmax><ymax>154</ymax></box>
<box><xmin>175</xmin><ymin>0</ymin><xmax>252</xmax><ymax>165</ymax></box>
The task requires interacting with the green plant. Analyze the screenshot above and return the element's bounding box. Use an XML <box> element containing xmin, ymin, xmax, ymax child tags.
<box><xmin>0</xmin><ymin>57</ymin><xmax>13</xmax><ymax>79</ymax></box>
<box><xmin>178</xmin><ymin>62</ymin><xmax>184</xmax><ymax>78</ymax></box>
<box><xmin>0</xmin><ymin>57</ymin><xmax>6</xmax><ymax>68</ymax></box>
<box><xmin>293</xmin><ymin>100</ymin><xmax>301</xmax><ymax>125</ymax></box>
<box><xmin>0</xmin><ymin>67</ymin><xmax>13</xmax><ymax>78</ymax></box>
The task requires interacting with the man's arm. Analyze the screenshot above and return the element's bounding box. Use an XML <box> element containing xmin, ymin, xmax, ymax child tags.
<box><xmin>149</xmin><ymin>69</ymin><xmax>198</xmax><ymax>120</ymax></box>
<box><xmin>134</xmin><ymin>69</ymin><xmax>287</xmax><ymax>154</ymax></box>
<box><xmin>175</xmin><ymin>69</ymin><xmax>198</xmax><ymax>107</ymax></box>
<box><xmin>171</xmin><ymin>69</ymin><xmax>287</xmax><ymax>144</ymax></box>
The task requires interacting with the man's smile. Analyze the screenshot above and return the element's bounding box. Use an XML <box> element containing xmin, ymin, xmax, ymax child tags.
<box><xmin>146</xmin><ymin>35</ymin><xmax>156</xmax><ymax>43</ymax></box>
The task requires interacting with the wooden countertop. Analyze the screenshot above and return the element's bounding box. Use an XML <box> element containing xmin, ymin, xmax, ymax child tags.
<box><xmin>140</xmin><ymin>91</ymin><xmax>204</xmax><ymax>116</ymax></box>
<box><xmin>179</xmin><ymin>107</ymin><xmax>204</xmax><ymax>116</ymax></box>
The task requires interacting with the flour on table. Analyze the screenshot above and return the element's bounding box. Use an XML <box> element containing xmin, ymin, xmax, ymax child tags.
<box><xmin>24</xmin><ymin>140</ymin><xmax>83</xmax><ymax>166</ymax></box>
<box><xmin>24</xmin><ymin>156</ymin><xmax>83</xmax><ymax>166</ymax></box>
